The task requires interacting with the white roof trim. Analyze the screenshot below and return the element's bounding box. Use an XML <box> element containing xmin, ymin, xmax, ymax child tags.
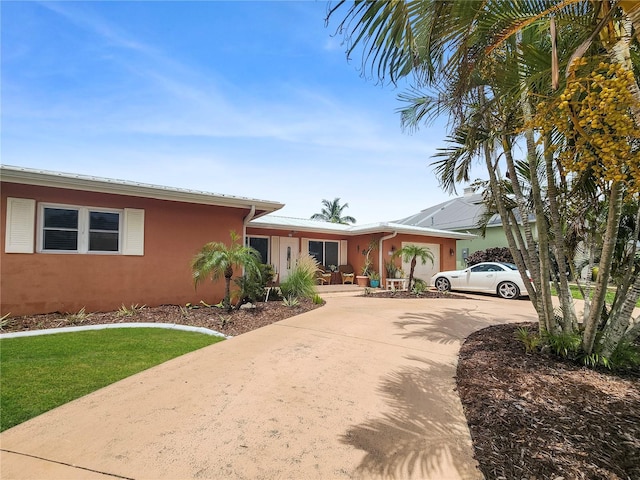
<box><xmin>1</xmin><ymin>165</ymin><xmax>284</xmax><ymax>212</ymax></box>
<box><xmin>248</xmin><ymin>216</ymin><xmax>476</xmax><ymax>240</ymax></box>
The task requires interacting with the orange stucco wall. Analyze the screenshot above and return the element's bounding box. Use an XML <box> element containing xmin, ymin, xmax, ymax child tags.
<box><xmin>1</xmin><ymin>183</ymin><xmax>250</xmax><ymax>316</ymax></box>
<box><xmin>245</xmin><ymin>229</ymin><xmax>458</xmax><ymax>282</ymax></box>
<box><xmin>379</xmin><ymin>234</ymin><xmax>457</xmax><ymax>281</ymax></box>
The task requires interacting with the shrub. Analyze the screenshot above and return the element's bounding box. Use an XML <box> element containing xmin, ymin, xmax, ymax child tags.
<box><xmin>65</xmin><ymin>307</ymin><xmax>92</xmax><ymax>325</ymax></box>
<box><xmin>466</xmin><ymin>247</ymin><xmax>514</xmax><ymax>266</ymax></box>
<box><xmin>234</xmin><ymin>263</ymin><xmax>275</xmax><ymax>305</ymax></box>
<box><xmin>543</xmin><ymin>330</ymin><xmax>582</xmax><ymax>358</ymax></box>
<box><xmin>282</xmin><ymin>296</ymin><xmax>300</xmax><ymax>307</ymax></box>
<box><xmin>116</xmin><ymin>304</ymin><xmax>145</xmax><ymax>317</ymax></box>
<box><xmin>515</xmin><ymin>326</ymin><xmax>541</xmax><ymax>353</ymax></box>
<box><xmin>312</xmin><ymin>294</ymin><xmax>324</xmax><ymax>305</ymax></box>
<box><xmin>412</xmin><ymin>278</ymin><xmax>428</xmax><ymax>294</ymax></box>
<box><xmin>608</xmin><ymin>340</ymin><xmax>640</xmax><ymax>370</ymax></box>
<box><xmin>279</xmin><ymin>254</ymin><xmax>318</xmax><ymax>300</ymax></box>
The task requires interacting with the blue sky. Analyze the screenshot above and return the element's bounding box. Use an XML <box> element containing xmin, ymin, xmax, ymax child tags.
<box><xmin>1</xmin><ymin>1</ymin><xmax>476</xmax><ymax>224</ymax></box>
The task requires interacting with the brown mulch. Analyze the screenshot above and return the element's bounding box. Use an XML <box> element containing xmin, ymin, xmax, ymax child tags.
<box><xmin>367</xmin><ymin>290</ymin><xmax>469</xmax><ymax>300</ymax></box>
<box><xmin>457</xmin><ymin>322</ymin><xmax>640</xmax><ymax>480</ymax></box>
<box><xmin>1</xmin><ymin>299</ymin><xmax>321</xmax><ymax>337</ymax></box>
<box><xmin>3</xmin><ymin>300</ymin><xmax>639</xmax><ymax>478</ymax></box>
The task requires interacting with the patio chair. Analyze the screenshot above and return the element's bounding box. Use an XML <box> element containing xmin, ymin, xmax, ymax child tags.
<box><xmin>316</xmin><ymin>267</ymin><xmax>332</xmax><ymax>285</ymax></box>
<box><xmin>338</xmin><ymin>264</ymin><xmax>355</xmax><ymax>284</ymax></box>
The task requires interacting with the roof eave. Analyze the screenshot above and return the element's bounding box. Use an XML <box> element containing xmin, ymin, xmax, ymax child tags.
<box><xmin>1</xmin><ymin>165</ymin><xmax>284</xmax><ymax>212</ymax></box>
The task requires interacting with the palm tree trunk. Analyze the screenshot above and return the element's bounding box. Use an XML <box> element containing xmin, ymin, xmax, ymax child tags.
<box><xmin>502</xmin><ymin>136</ymin><xmax>540</xmax><ymax>306</ymax></box>
<box><xmin>583</xmin><ymin>181</ymin><xmax>624</xmax><ymax>354</ymax></box>
<box><xmin>224</xmin><ymin>266</ymin><xmax>234</xmax><ymax>312</ymax></box>
<box><xmin>600</xmin><ymin>273</ymin><xmax>640</xmax><ymax>358</ymax></box>
<box><xmin>543</xmin><ymin>137</ymin><xmax>577</xmax><ymax>331</ymax></box>
<box><xmin>520</xmin><ymin>98</ymin><xmax>556</xmax><ymax>333</ymax></box>
<box><xmin>409</xmin><ymin>257</ymin><xmax>416</xmax><ymax>290</ymax></box>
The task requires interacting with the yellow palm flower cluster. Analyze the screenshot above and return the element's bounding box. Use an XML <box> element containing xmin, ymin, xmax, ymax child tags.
<box><xmin>534</xmin><ymin>61</ymin><xmax>640</xmax><ymax>194</ymax></box>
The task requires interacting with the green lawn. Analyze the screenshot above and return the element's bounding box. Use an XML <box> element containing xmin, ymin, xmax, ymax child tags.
<box><xmin>0</xmin><ymin>328</ymin><xmax>224</xmax><ymax>432</ymax></box>
<box><xmin>552</xmin><ymin>284</ymin><xmax>640</xmax><ymax>308</ymax></box>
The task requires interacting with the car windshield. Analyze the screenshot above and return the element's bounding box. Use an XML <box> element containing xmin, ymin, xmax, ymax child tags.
<box><xmin>500</xmin><ymin>263</ymin><xmax>518</xmax><ymax>270</ymax></box>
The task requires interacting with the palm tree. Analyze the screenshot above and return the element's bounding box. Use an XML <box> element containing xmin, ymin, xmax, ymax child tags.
<box><xmin>191</xmin><ymin>231</ymin><xmax>261</xmax><ymax>312</ymax></box>
<box><xmin>396</xmin><ymin>244</ymin><xmax>434</xmax><ymax>291</ymax></box>
<box><xmin>330</xmin><ymin>0</ymin><xmax>640</xmax><ymax>361</ymax></box>
<box><xmin>311</xmin><ymin>198</ymin><xmax>356</xmax><ymax>224</ymax></box>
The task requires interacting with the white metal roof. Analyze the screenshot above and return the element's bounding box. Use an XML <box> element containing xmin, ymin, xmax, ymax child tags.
<box><xmin>249</xmin><ymin>215</ymin><xmax>476</xmax><ymax>239</ymax></box>
<box><xmin>0</xmin><ymin>165</ymin><xmax>284</xmax><ymax>213</ymax></box>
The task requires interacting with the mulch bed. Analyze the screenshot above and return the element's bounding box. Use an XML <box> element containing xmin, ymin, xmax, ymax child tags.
<box><xmin>367</xmin><ymin>290</ymin><xmax>469</xmax><ymax>300</ymax></box>
<box><xmin>457</xmin><ymin>322</ymin><xmax>640</xmax><ymax>480</ymax></box>
<box><xmin>3</xmin><ymin>300</ymin><xmax>639</xmax><ymax>478</ymax></box>
<box><xmin>1</xmin><ymin>300</ymin><xmax>321</xmax><ymax>337</ymax></box>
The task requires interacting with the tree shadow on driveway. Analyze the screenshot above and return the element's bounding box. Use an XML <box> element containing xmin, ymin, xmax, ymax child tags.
<box><xmin>394</xmin><ymin>306</ymin><xmax>536</xmax><ymax>344</ymax></box>
<box><xmin>340</xmin><ymin>355</ymin><xmax>480</xmax><ymax>479</ymax></box>
<box><xmin>340</xmin><ymin>304</ymin><xmax>537</xmax><ymax>479</ymax></box>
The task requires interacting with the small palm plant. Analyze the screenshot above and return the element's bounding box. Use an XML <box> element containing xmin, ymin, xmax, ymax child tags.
<box><xmin>191</xmin><ymin>231</ymin><xmax>262</xmax><ymax>312</ymax></box>
<box><xmin>396</xmin><ymin>244</ymin><xmax>434</xmax><ymax>291</ymax></box>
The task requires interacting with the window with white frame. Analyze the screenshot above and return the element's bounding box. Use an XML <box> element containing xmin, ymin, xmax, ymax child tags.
<box><xmin>246</xmin><ymin>236</ymin><xmax>269</xmax><ymax>264</ymax></box>
<box><xmin>40</xmin><ymin>204</ymin><xmax>122</xmax><ymax>253</ymax></box>
<box><xmin>308</xmin><ymin>240</ymin><xmax>339</xmax><ymax>268</ymax></box>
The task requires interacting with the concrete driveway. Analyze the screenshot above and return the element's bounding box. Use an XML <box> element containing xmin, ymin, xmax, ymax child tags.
<box><xmin>1</xmin><ymin>294</ymin><xmax>538</xmax><ymax>480</ymax></box>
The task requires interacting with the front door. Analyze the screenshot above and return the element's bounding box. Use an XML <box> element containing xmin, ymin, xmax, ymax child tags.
<box><xmin>278</xmin><ymin>237</ymin><xmax>299</xmax><ymax>282</ymax></box>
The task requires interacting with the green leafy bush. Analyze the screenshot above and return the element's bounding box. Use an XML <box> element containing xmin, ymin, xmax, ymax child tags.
<box><xmin>466</xmin><ymin>247</ymin><xmax>514</xmax><ymax>266</ymax></box>
<box><xmin>412</xmin><ymin>278</ymin><xmax>428</xmax><ymax>294</ymax></box>
<box><xmin>516</xmin><ymin>326</ymin><xmax>541</xmax><ymax>353</ymax></box>
<box><xmin>609</xmin><ymin>340</ymin><xmax>640</xmax><ymax>370</ymax></box>
<box><xmin>234</xmin><ymin>263</ymin><xmax>275</xmax><ymax>305</ymax></box>
<box><xmin>543</xmin><ymin>330</ymin><xmax>582</xmax><ymax>358</ymax></box>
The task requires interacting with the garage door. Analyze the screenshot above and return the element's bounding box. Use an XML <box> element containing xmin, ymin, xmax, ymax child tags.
<box><xmin>401</xmin><ymin>242</ymin><xmax>441</xmax><ymax>286</ymax></box>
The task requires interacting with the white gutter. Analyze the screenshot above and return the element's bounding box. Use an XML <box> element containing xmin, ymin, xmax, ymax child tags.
<box><xmin>243</xmin><ymin>205</ymin><xmax>257</xmax><ymax>244</ymax></box>
<box><xmin>379</xmin><ymin>231</ymin><xmax>398</xmax><ymax>280</ymax></box>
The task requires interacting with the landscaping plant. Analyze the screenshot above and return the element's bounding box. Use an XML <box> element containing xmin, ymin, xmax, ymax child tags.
<box><xmin>332</xmin><ymin>0</ymin><xmax>640</xmax><ymax>368</ymax></box>
<box><xmin>394</xmin><ymin>244</ymin><xmax>434</xmax><ymax>292</ymax></box>
<box><xmin>278</xmin><ymin>254</ymin><xmax>318</xmax><ymax>300</ymax></box>
<box><xmin>192</xmin><ymin>231</ymin><xmax>262</xmax><ymax>312</ymax></box>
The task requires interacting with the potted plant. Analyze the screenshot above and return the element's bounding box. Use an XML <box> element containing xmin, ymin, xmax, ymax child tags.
<box><xmin>356</xmin><ymin>266</ymin><xmax>370</xmax><ymax>287</ymax></box>
<box><xmin>356</xmin><ymin>239</ymin><xmax>377</xmax><ymax>287</ymax></box>
<box><xmin>384</xmin><ymin>260</ymin><xmax>398</xmax><ymax>279</ymax></box>
<box><xmin>368</xmin><ymin>271</ymin><xmax>380</xmax><ymax>288</ymax></box>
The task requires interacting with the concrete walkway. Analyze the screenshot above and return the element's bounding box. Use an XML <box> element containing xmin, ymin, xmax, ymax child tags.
<box><xmin>0</xmin><ymin>294</ymin><xmax>538</xmax><ymax>480</ymax></box>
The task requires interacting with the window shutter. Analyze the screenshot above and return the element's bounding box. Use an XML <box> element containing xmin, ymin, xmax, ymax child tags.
<box><xmin>270</xmin><ymin>236</ymin><xmax>280</xmax><ymax>268</ymax></box>
<box><xmin>122</xmin><ymin>208</ymin><xmax>144</xmax><ymax>256</ymax></box>
<box><xmin>5</xmin><ymin>198</ymin><xmax>35</xmax><ymax>253</ymax></box>
<box><xmin>340</xmin><ymin>240</ymin><xmax>348</xmax><ymax>265</ymax></box>
<box><xmin>301</xmin><ymin>238</ymin><xmax>309</xmax><ymax>256</ymax></box>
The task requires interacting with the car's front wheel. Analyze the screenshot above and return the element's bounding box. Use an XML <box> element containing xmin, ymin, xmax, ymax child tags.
<box><xmin>434</xmin><ymin>277</ymin><xmax>451</xmax><ymax>292</ymax></box>
<box><xmin>497</xmin><ymin>281</ymin><xmax>520</xmax><ymax>299</ymax></box>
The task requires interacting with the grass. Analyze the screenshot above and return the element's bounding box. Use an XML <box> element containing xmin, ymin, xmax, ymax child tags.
<box><xmin>551</xmin><ymin>284</ymin><xmax>640</xmax><ymax>308</ymax></box>
<box><xmin>0</xmin><ymin>328</ymin><xmax>224</xmax><ymax>432</ymax></box>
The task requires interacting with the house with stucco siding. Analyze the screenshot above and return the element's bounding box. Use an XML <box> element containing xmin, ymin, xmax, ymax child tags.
<box><xmin>1</xmin><ymin>165</ymin><xmax>472</xmax><ymax>316</ymax></box>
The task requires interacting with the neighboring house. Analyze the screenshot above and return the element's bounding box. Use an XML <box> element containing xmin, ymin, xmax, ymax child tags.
<box><xmin>395</xmin><ymin>188</ymin><xmax>537</xmax><ymax>269</ymax></box>
<box><xmin>1</xmin><ymin>165</ymin><xmax>473</xmax><ymax>316</ymax></box>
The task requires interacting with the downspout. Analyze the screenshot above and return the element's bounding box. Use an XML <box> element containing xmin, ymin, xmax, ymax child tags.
<box><xmin>379</xmin><ymin>231</ymin><xmax>398</xmax><ymax>283</ymax></box>
<box><xmin>243</xmin><ymin>205</ymin><xmax>256</xmax><ymax>246</ymax></box>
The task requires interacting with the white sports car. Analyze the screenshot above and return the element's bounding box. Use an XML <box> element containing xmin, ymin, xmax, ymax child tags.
<box><xmin>431</xmin><ymin>262</ymin><xmax>530</xmax><ymax>299</ymax></box>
